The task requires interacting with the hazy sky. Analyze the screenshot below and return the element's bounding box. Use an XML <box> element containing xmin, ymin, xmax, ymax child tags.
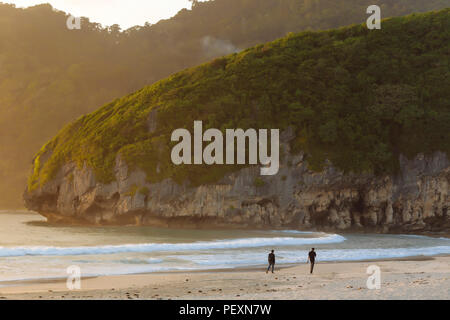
<box><xmin>3</xmin><ymin>0</ymin><xmax>206</xmax><ymax>29</ymax></box>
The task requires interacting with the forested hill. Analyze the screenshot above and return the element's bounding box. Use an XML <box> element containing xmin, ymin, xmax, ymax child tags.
<box><xmin>1</xmin><ymin>0</ymin><xmax>449</xmax><ymax>208</ymax></box>
<box><xmin>28</xmin><ymin>9</ymin><xmax>450</xmax><ymax>194</ymax></box>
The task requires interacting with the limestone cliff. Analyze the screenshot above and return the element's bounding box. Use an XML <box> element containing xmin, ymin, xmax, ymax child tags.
<box><xmin>23</xmin><ymin>134</ymin><xmax>449</xmax><ymax>233</ymax></box>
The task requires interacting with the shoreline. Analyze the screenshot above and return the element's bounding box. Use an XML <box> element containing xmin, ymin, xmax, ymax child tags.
<box><xmin>1</xmin><ymin>255</ymin><xmax>449</xmax><ymax>299</ymax></box>
<box><xmin>0</xmin><ymin>211</ymin><xmax>448</xmax><ymax>299</ymax></box>
<box><xmin>0</xmin><ymin>253</ymin><xmax>445</xmax><ymax>287</ymax></box>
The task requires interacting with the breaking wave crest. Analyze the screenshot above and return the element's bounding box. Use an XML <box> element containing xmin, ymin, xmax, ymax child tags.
<box><xmin>0</xmin><ymin>234</ymin><xmax>346</xmax><ymax>257</ymax></box>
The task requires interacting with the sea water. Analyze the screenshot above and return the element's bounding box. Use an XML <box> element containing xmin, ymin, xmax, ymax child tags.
<box><xmin>0</xmin><ymin>211</ymin><xmax>449</xmax><ymax>283</ymax></box>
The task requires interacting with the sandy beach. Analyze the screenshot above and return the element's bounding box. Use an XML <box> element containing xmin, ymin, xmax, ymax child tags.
<box><xmin>1</xmin><ymin>256</ymin><xmax>448</xmax><ymax>300</ymax></box>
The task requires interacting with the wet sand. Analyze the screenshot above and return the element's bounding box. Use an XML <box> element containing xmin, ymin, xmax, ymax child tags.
<box><xmin>0</xmin><ymin>256</ymin><xmax>449</xmax><ymax>300</ymax></box>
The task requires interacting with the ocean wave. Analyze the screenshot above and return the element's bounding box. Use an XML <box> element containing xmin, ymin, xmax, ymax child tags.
<box><xmin>0</xmin><ymin>234</ymin><xmax>346</xmax><ymax>257</ymax></box>
<box><xmin>398</xmin><ymin>234</ymin><xmax>450</xmax><ymax>241</ymax></box>
<box><xmin>308</xmin><ymin>246</ymin><xmax>450</xmax><ymax>262</ymax></box>
<box><xmin>176</xmin><ymin>246</ymin><xmax>450</xmax><ymax>267</ymax></box>
<box><xmin>272</xmin><ymin>230</ymin><xmax>316</xmax><ymax>234</ymax></box>
<box><xmin>118</xmin><ymin>258</ymin><xmax>164</xmax><ymax>264</ymax></box>
<box><xmin>1</xmin><ymin>245</ymin><xmax>448</xmax><ymax>281</ymax></box>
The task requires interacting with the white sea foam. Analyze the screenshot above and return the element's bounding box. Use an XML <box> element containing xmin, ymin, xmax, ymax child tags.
<box><xmin>2</xmin><ymin>212</ymin><xmax>449</xmax><ymax>283</ymax></box>
<box><xmin>274</xmin><ymin>230</ymin><xmax>316</xmax><ymax>234</ymax></box>
<box><xmin>174</xmin><ymin>246</ymin><xmax>450</xmax><ymax>267</ymax></box>
<box><xmin>306</xmin><ymin>246</ymin><xmax>450</xmax><ymax>262</ymax></box>
<box><xmin>0</xmin><ymin>234</ymin><xmax>346</xmax><ymax>257</ymax></box>
<box><xmin>1</xmin><ymin>243</ymin><xmax>449</xmax><ymax>283</ymax></box>
<box><xmin>398</xmin><ymin>234</ymin><xmax>450</xmax><ymax>241</ymax></box>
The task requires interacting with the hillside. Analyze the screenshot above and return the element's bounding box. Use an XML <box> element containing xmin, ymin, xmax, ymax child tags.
<box><xmin>24</xmin><ymin>10</ymin><xmax>450</xmax><ymax>232</ymax></box>
<box><xmin>1</xmin><ymin>0</ymin><xmax>449</xmax><ymax>208</ymax></box>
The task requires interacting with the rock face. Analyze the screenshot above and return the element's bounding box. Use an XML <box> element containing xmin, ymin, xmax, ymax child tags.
<box><xmin>24</xmin><ymin>136</ymin><xmax>449</xmax><ymax>233</ymax></box>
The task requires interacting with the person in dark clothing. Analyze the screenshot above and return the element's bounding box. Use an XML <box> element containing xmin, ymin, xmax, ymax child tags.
<box><xmin>266</xmin><ymin>250</ymin><xmax>275</xmax><ymax>273</ymax></box>
<box><xmin>307</xmin><ymin>248</ymin><xmax>317</xmax><ymax>274</ymax></box>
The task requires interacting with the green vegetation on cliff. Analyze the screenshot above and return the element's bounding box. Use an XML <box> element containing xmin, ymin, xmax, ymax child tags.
<box><xmin>28</xmin><ymin>9</ymin><xmax>450</xmax><ymax>191</ymax></box>
<box><xmin>1</xmin><ymin>0</ymin><xmax>449</xmax><ymax>207</ymax></box>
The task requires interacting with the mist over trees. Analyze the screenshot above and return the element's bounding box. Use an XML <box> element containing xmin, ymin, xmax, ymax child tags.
<box><xmin>0</xmin><ymin>0</ymin><xmax>448</xmax><ymax>208</ymax></box>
